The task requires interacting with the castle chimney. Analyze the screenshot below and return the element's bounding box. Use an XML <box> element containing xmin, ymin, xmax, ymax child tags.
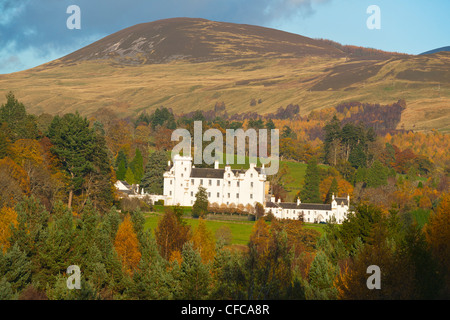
<box><xmin>214</xmin><ymin>160</ymin><xmax>219</xmax><ymax>169</ymax></box>
<box><xmin>297</xmin><ymin>198</ymin><xmax>301</xmax><ymax>206</ymax></box>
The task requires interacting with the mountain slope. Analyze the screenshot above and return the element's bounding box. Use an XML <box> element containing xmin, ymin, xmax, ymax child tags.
<box><xmin>420</xmin><ymin>46</ymin><xmax>450</xmax><ymax>55</ymax></box>
<box><xmin>59</xmin><ymin>17</ymin><xmax>347</xmax><ymax>65</ymax></box>
<box><xmin>0</xmin><ymin>18</ymin><xmax>448</xmax><ymax>132</ymax></box>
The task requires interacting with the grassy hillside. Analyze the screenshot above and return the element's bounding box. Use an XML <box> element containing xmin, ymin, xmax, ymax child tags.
<box><xmin>1</xmin><ymin>53</ymin><xmax>448</xmax><ymax>132</ymax></box>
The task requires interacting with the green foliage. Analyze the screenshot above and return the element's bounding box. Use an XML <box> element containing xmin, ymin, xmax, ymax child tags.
<box><xmin>124</xmin><ymin>167</ymin><xmax>136</xmax><ymax>185</ymax></box>
<box><xmin>140</xmin><ymin>150</ymin><xmax>168</xmax><ymax>194</ymax></box>
<box><xmin>129</xmin><ymin>148</ymin><xmax>144</xmax><ymax>183</ymax></box>
<box><xmin>192</xmin><ymin>186</ymin><xmax>209</xmax><ymax>218</ymax></box>
<box><xmin>115</xmin><ymin>149</ymin><xmax>128</xmax><ymax>181</ymax></box>
<box><xmin>367</xmin><ymin>160</ymin><xmax>388</xmax><ymax>188</ymax></box>
<box><xmin>0</xmin><ymin>92</ymin><xmax>39</xmax><ymax>141</ymax></box>
<box><xmin>300</xmin><ymin>157</ymin><xmax>321</xmax><ymax>203</ymax></box>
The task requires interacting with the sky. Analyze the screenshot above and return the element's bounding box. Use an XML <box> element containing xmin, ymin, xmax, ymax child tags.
<box><xmin>0</xmin><ymin>0</ymin><xmax>449</xmax><ymax>74</ymax></box>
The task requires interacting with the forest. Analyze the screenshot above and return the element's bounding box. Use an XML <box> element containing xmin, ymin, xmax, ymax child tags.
<box><xmin>0</xmin><ymin>92</ymin><xmax>448</xmax><ymax>300</ymax></box>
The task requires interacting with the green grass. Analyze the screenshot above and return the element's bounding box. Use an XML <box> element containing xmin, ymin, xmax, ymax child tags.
<box><xmin>144</xmin><ymin>213</ymin><xmax>255</xmax><ymax>245</ymax></box>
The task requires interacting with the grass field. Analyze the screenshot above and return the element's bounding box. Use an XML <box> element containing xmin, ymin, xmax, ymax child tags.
<box><xmin>144</xmin><ymin>210</ymin><xmax>326</xmax><ymax>246</ymax></box>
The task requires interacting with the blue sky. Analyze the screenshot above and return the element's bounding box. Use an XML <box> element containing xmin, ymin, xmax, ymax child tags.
<box><xmin>0</xmin><ymin>0</ymin><xmax>449</xmax><ymax>74</ymax></box>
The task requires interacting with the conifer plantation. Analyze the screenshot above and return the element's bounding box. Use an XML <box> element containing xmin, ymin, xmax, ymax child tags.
<box><xmin>0</xmin><ymin>92</ymin><xmax>448</xmax><ymax>300</ymax></box>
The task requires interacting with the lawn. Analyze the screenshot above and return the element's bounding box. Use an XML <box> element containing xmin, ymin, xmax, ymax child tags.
<box><xmin>144</xmin><ymin>213</ymin><xmax>255</xmax><ymax>245</ymax></box>
<box><xmin>144</xmin><ymin>209</ymin><xmax>326</xmax><ymax>246</ymax></box>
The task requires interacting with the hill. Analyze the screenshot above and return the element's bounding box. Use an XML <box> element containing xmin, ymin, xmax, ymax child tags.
<box><xmin>420</xmin><ymin>46</ymin><xmax>450</xmax><ymax>55</ymax></box>
<box><xmin>0</xmin><ymin>18</ymin><xmax>448</xmax><ymax>132</ymax></box>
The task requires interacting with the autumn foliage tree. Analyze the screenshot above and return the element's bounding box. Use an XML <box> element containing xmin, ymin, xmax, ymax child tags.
<box><xmin>155</xmin><ymin>208</ymin><xmax>191</xmax><ymax>260</ymax></box>
<box><xmin>114</xmin><ymin>214</ymin><xmax>141</xmax><ymax>275</ymax></box>
<box><xmin>0</xmin><ymin>207</ymin><xmax>18</xmax><ymax>253</ymax></box>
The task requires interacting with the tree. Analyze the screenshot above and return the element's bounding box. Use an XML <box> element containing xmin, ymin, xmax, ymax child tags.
<box><xmin>0</xmin><ymin>92</ymin><xmax>38</xmax><ymax>141</ymax></box>
<box><xmin>177</xmin><ymin>242</ymin><xmax>211</xmax><ymax>300</ymax></box>
<box><xmin>367</xmin><ymin>160</ymin><xmax>388</xmax><ymax>188</ymax></box>
<box><xmin>255</xmin><ymin>202</ymin><xmax>265</xmax><ymax>220</ymax></box>
<box><xmin>300</xmin><ymin>157</ymin><xmax>321</xmax><ymax>203</ymax></box>
<box><xmin>305</xmin><ymin>250</ymin><xmax>338</xmax><ymax>300</ymax></box>
<box><xmin>115</xmin><ymin>150</ymin><xmax>128</xmax><ymax>181</ymax></box>
<box><xmin>140</xmin><ymin>150</ymin><xmax>168</xmax><ymax>194</ymax></box>
<box><xmin>129</xmin><ymin>148</ymin><xmax>144</xmax><ymax>184</ymax></box>
<box><xmin>323</xmin><ymin>115</ymin><xmax>341</xmax><ymax>166</ymax></box>
<box><xmin>424</xmin><ymin>193</ymin><xmax>450</xmax><ymax>297</ymax></box>
<box><xmin>155</xmin><ymin>209</ymin><xmax>191</xmax><ymax>260</ymax></box>
<box><xmin>192</xmin><ymin>218</ymin><xmax>216</xmax><ymax>263</ymax></box>
<box><xmin>124</xmin><ymin>167</ymin><xmax>136</xmax><ymax>185</ymax></box>
<box><xmin>0</xmin><ymin>207</ymin><xmax>18</xmax><ymax>253</ymax></box>
<box><xmin>47</xmin><ymin>113</ymin><xmax>96</xmax><ymax>208</ymax></box>
<box><xmin>114</xmin><ymin>214</ymin><xmax>141</xmax><ymax>275</ymax></box>
<box><xmin>192</xmin><ymin>186</ymin><xmax>208</xmax><ymax>218</ymax></box>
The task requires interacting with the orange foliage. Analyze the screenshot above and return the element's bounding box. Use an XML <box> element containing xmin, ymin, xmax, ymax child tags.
<box><xmin>0</xmin><ymin>207</ymin><xmax>18</xmax><ymax>253</ymax></box>
<box><xmin>114</xmin><ymin>214</ymin><xmax>141</xmax><ymax>275</ymax></box>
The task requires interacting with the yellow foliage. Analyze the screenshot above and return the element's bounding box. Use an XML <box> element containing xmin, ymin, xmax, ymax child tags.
<box><xmin>0</xmin><ymin>207</ymin><xmax>18</xmax><ymax>253</ymax></box>
<box><xmin>114</xmin><ymin>214</ymin><xmax>141</xmax><ymax>275</ymax></box>
<box><xmin>192</xmin><ymin>218</ymin><xmax>216</xmax><ymax>263</ymax></box>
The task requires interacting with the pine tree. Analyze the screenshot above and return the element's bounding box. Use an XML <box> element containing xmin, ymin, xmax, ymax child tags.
<box><xmin>115</xmin><ymin>150</ymin><xmax>128</xmax><ymax>181</ymax></box>
<box><xmin>367</xmin><ymin>160</ymin><xmax>388</xmax><ymax>188</ymax></box>
<box><xmin>124</xmin><ymin>167</ymin><xmax>135</xmax><ymax>185</ymax></box>
<box><xmin>129</xmin><ymin>148</ymin><xmax>144</xmax><ymax>184</ymax></box>
<box><xmin>47</xmin><ymin>112</ymin><xmax>96</xmax><ymax>208</ymax></box>
<box><xmin>300</xmin><ymin>157</ymin><xmax>321</xmax><ymax>203</ymax></box>
<box><xmin>192</xmin><ymin>186</ymin><xmax>209</xmax><ymax>218</ymax></box>
<box><xmin>177</xmin><ymin>242</ymin><xmax>211</xmax><ymax>300</ymax></box>
<box><xmin>141</xmin><ymin>150</ymin><xmax>168</xmax><ymax>194</ymax></box>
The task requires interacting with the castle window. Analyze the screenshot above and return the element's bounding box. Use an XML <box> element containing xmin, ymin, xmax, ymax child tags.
<box><xmin>237</xmin><ymin>181</ymin><xmax>240</xmax><ymax>187</ymax></box>
<box><xmin>217</xmin><ymin>192</ymin><xmax>220</xmax><ymax>198</ymax></box>
<box><xmin>170</xmin><ymin>180</ymin><xmax>172</xmax><ymax>185</ymax></box>
<box><xmin>228</xmin><ymin>181</ymin><xmax>231</xmax><ymax>187</ymax></box>
<box><xmin>217</xmin><ymin>180</ymin><xmax>220</xmax><ymax>186</ymax></box>
<box><xmin>191</xmin><ymin>192</ymin><xmax>193</xmax><ymax>197</ymax></box>
<box><xmin>250</xmin><ymin>182</ymin><xmax>253</xmax><ymax>188</ymax></box>
<box><xmin>208</xmin><ymin>192</ymin><xmax>211</xmax><ymax>197</ymax></box>
<box><xmin>228</xmin><ymin>193</ymin><xmax>230</xmax><ymax>198</ymax></box>
<box><xmin>209</xmin><ymin>180</ymin><xmax>212</xmax><ymax>186</ymax></box>
<box><xmin>236</xmin><ymin>193</ymin><xmax>239</xmax><ymax>198</ymax></box>
<box><xmin>191</xmin><ymin>179</ymin><xmax>194</xmax><ymax>185</ymax></box>
<box><xmin>250</xmin><ymin>194</ymin><xmax>253</xmax><ymax>199</ymax></box>
<box><xmin>200</xmin><ymin>179</ymin><xmax>203</xmax><ymax>185</ymax></box>
<box><xmin>250</xmin><ymin>174</ymin><xmax>253</xmax><ymax>178</ymax></box>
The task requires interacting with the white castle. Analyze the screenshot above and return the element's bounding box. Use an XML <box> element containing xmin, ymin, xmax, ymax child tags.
<box><xmin>116</xmin><ymin>154</ymin><xmax>351</xmax><ymax>224</ymax></box>
<box><xmin>163</xmin><ymin>155</ymin><xmax>267</xmax><ymax>207</ymax></box>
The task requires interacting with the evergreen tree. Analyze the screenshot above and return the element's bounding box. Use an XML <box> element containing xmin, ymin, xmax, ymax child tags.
<box><xmin>129</xmin><ymin>148</ymin><xmax>144</xmax><ymax>184</ymax></box>
<box><xmin>115</xmin><ymin>150</ymin><xmax>128</xmax><ymax>181</ymax></box>
<box><xmin>47</xmin><ymin>112</ymin><xmax>96</xmax><ymax>208</ymax></box>
<box><xmin>177</xmin><ymin>242</ymin><xmax>211</xmax><ymax>300</ymax></box>
<box><xmin>300</xmin><ymin>157</ymin><xmax>321</xmax><ymax>203</ymax></box>
<box><xmin>124</xmin><ymin>167</ymin><xmax>136</xmax><ymax>185</ymax></box>
<box><xmin>141</xmin><ymin>150</ymin><xmax>168</xmax><ymax>194</ymax></box>
<box><xmin>0</xmin><ymin>92</ymin><xmax>39</xmax><ymax>141</ymax></box>
<box><xmin>367</xmin><ymin>160</ymin><xmax>388</xmax><ymax>188</ymax></box>
<box><xmin>192</xmin><ymin>186</ymin><xmax>209</xmax><ymax>218</ymax></box>
<box><xmin>348</xmin><ymin>143</ymin><xmax>367</xmax><ymax>168</ymax></box>
<box><xmin>323</xmin><ymin>115</ymin><xmax>341</xmax><ymax>166</ymax></box>
<box><xmin>305</xmin><ymin>250</ymin><xmax>338</xmax><ymax>300</ymax></box>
